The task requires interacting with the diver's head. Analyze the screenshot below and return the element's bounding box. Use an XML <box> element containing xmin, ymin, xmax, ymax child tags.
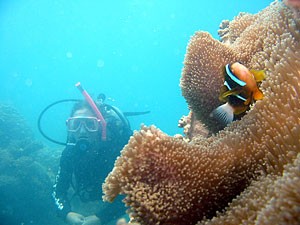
<box><xmin>66</xmin><ymin>101</ymin><xmax>102</xmax><ymax>151</ymax></box>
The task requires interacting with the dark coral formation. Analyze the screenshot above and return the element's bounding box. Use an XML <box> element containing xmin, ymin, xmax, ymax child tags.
<box><xmin>0</xmin><ymin>103</ymin><xmax>33</xmax><ymax>148</ymax></box>
<box><xmin>103</xmin><ymin>2</ymin><xmax>300</xmax><ymax>224</ymax></box>
<box><xmin>0</xmin><ymin>103</ymin><xmax>62</xmax><ymax>225</ymax></box>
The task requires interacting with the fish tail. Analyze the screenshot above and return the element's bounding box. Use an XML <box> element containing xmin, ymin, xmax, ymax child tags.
<box><xmin>210</xmin><ymin>102</ymin><xmax>234</xmax><ymax>126</ymax></box>
<box><xmin>250</xmin><ymin>69</ymin><xmax>266</xmax><ymax>82</ymax></box>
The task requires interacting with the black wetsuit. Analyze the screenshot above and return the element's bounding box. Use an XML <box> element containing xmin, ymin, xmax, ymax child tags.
<box><xmin>52</xmin><ymin>116</ymin><xmax>132</xmax><ymax>224</ymax></box>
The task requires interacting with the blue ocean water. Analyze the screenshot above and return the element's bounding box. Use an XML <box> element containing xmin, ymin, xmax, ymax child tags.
<box><xmin>0</xmin><ymin>1</ymin><xmax>274</xmax><ymax>224</ymax></box>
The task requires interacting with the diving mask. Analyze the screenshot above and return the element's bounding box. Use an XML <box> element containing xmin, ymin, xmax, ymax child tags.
<box><xmin>66</xmin><ymin>117</ymin><xmax>101</xmax><ymax>132</ymax></box>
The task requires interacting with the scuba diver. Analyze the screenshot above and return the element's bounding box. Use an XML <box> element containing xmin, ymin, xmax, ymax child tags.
<box><xmin>38</xmin><ymin>83</ymin><xmax>149</xmax><ymax>225</ymax></box>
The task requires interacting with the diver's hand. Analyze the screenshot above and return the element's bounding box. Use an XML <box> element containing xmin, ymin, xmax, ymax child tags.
<box><xmin>82</xmin><ymin>215</ymin><xmax>101</xmax><ymax>225</ymax></box>
<box><xmin>66</xmin><ymin>212</ymin><xmax>85</xmax><ymax>225</ymax></box>
<box><xmin>116</xmin><ymin>218</ymin><xmax>128</xmax><ymax>225</ymax></box>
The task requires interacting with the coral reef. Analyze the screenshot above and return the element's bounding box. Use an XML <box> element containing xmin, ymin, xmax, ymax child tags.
<box><xmin>284</xmin><ymin>0</ymin><xmax>300</xmax><ymax>18</ymax></box>
<box><xmin>0</xmin><ymin>103</ymin><xmax>62</xmax><ymax>225</ymax></box>
<box><xmin>178</xmin><ymin>111</ymin><xmax>209</xmax><ymax>142</ymax></box>
<box><xmin>0</xmin><ymin>103</ymin><xmax>33</xmax><ymax>148</ymax></box>
<box><xmin>103</xmin><ymin>1</ymin><xmax>300</xmax><ymax>224</ymax></box>
<box><xmin>199</xmin><ymin>153</ymin><xmax>300</xmax><ymax>225</ymax></box>
<box><xmin>180</xmin><ymin>0</ymin><xmax>300</xmax><ymax>133</ymax></box>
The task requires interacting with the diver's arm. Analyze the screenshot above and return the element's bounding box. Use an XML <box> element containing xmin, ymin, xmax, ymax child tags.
<box><xmin>52</xmin><ymin>147</ymin><xmax>74</xmax><ymax>219</ymax></box>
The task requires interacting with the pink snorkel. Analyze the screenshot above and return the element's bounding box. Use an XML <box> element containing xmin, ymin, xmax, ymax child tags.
<box><xmin>76</xmin><ymin>82</ymin><xmax>107</xmax><ymax>141</ymax></box>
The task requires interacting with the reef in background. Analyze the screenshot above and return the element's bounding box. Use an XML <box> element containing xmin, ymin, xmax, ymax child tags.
<box><xmin>103</xmin><ymin>1</ymin><xmax>300</xmax><ymax>224</ymax></box>
<box><xmin>0</xmin><ymin>103</ymin><xmax>62</xmax><ymax>225</ymax></box>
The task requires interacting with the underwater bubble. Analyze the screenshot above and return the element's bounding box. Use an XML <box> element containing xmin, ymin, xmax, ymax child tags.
<box><xmin>25</xmin><ymin>78</ymin><xmax>32</xmax><ymax>87</ymax></box>
<box><xmin>107</xmin><ymin>97</ymin><xmax>115</xmax><ymax>102</ymax></box>
<box><xmin>97</xmin><ymin>59</ymin><xmax>104</xmax><ymax>67</ymax></box>
<box><xmin>153</xmin><ymin>41</ymin><xmax>159</xmax><ymax>46</ymax></box>
<box><xmin>132</xmin><ymin>65</ymin><xmax>138</xmax><ymax>72</ymax></box>
<box><xmin>174</xmin><ymin>48</ymin><xmax>180</xmax><ymax>55</ymax></box>
<box><xmin>66</xmin><ymin>52</ymin><xmax>73</xmax><ymax>58</ymax></box>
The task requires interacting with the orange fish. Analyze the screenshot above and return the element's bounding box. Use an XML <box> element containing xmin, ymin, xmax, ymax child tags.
<box><xmin>211</xmin><ymin>62</ymin><xmax>265</xmax><ymax>126</ymax></box>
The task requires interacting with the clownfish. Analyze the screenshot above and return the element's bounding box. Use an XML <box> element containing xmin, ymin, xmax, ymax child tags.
<box><xmin>210</xmin><ymin>62</ymin><xmax>265</xmax><ymax>126</ymax></box>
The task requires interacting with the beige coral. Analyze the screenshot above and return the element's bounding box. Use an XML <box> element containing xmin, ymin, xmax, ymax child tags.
<box><xmin>199</xmin><ymin>153</ymin><xmax>300</xmax><ymax>225</ymax></box>
<box><xmin>218</xmin><ymin>12</ymin><xmax>257</xmax><ymax>45</ymax></box>
<box><xmin>103</xmin><ymin>1</ymin><xmax>300</xmax><ymax>225</ymax></box>
<box><xmin>180</xmin><ymin>31</ymin><xmax>238</xmax><ymax>133</ymax></box>
<box><xmin>178</xmin><ymin>110</ymin><xmax>209</xmax><ymax>142</ymax></box>
<box><xmin>180</xmin><ymin>1</ymin><xmax>300</xmax><ymax>133</ymax></box>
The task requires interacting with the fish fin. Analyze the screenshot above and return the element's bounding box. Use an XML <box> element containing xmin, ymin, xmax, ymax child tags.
<box><xmin>233</xmin><ymin>104</ymin><xmax>249</xmax><ymax>115</ymax></box>
<box><xmin>221</xmin><ymin>87</ymin><xmax>243</xmax><ymax>98</ymax></box>
<box><xmin>244</xmin><ymin>97</ymin><xmax>251</xmax><ymax>105</ymax></box>
<box><xmin>210</xmin><ymin>102</ymin><xmax>234</xmax><ymax>126</ymax></box>
<box><xmin>253</xmin><ymin>89</ymin><xmax>264</xmax><ymax>100</ymax></box>
<box><xmin>250</xmin><ymin>69</ymin><xmax>265</xmax><ymax>82</ymax></box>
<box><xmin>219</xmin><ymin>86</ymin><xmax>229</xmax><ymax>102</ymax></box>
<box><xmin>222</xmin><ymin>66</ymin><xmax>226</xmax><ymax>79</ymax></box>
